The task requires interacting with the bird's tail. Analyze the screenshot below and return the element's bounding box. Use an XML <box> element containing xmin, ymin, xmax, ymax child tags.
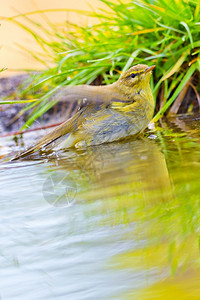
<box><xmin>11</xmin><ymin>116</ymin><xmax>76</xmax><ymax>161</ymax></box>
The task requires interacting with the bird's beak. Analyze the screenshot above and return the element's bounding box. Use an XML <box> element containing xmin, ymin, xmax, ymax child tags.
<box><xmin>144</xmin><ymin>65</ymin><xmax>155</xmax><ymax>74</ymax></box>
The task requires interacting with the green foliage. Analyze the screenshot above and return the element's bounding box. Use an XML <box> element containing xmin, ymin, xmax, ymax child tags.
<box><xmin>3</xmin><ymin>0</ymin><xmax>200</xmax><ymax>128</ymax></box>
<box><xmin>0</xmin><ymin>67</ymin><xmax>7</xmax><ymax>73</ymax></box>
<box><xmin>0</xmin><ymin>99</ymin><xmax>38</xmax><ymax>105</ymax></box>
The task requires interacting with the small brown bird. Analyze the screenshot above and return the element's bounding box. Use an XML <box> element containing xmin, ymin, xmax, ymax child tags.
<box><xmin>13</xmin><ymin>64</ymin><xmax>155</xmax><ymax>160</ymax></box>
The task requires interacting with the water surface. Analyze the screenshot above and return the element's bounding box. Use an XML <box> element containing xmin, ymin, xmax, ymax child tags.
<box><xmin>0</xmin><ymin>114</ymin><xmax>200</xmax><ymax>300</ymax></box>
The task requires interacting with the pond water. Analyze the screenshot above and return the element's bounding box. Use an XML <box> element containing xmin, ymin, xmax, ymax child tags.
<box><xmin>0</xmin><ymin>114</ymin><xmax>200</xmax><ymax>300</ymax></box>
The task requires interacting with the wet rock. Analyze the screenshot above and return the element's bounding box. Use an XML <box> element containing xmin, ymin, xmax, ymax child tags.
<box><xmin>0</xmin><ymin>74</ymin><xmax>77</xmax><ymax>134</ymax></box>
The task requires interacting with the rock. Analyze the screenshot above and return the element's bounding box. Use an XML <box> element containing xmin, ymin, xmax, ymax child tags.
<box><xmin>0</xmin><ymin>74</ymin><xmax>77</xmax><ymax>134</ymax></box>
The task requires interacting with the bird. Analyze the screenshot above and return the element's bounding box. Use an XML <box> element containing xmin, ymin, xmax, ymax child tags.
<box><xmin>12</xmin><ymin>64</ymin><xmax>155</xmax><ymax>160</ymax></box>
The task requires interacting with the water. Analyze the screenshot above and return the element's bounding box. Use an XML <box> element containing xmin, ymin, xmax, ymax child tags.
<box><xmin>0</xmin><ymin>114</ymin><xmax>200</xmax><ymax>300</ymax></box>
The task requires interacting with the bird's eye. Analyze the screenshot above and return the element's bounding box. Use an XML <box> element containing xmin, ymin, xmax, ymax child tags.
<box><xmin>130</xmin><ymin>73</ymin><xmax>136</xmax><ymax>78</ymax></box>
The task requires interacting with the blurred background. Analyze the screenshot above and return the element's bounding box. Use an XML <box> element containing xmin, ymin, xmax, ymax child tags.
<box><xmin>0</xmin><ymin>0</ymin><xmax>101</xmax><ymax>75</ymax></box>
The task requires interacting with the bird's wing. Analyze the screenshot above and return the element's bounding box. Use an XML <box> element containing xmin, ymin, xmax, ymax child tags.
<box><xmin>11</xmin><ymin>84</ymin><xmax>127</xmax><ymax>160</ymax></box>
<box><xmin>11</xmin><ymin>103</ymin><xmax>103</xmax><ymax>160</ymax></box>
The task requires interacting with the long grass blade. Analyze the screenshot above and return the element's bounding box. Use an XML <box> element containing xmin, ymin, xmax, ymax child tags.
<box><xmin>152</xmin><ymin>64</ymin><xmax>196</xmax><ymax>122</ymax></box>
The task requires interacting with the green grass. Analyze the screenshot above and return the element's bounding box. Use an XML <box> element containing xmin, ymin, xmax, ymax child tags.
<box><xmin>1</xmin><ymin>0</ymin><xmax>200</xmax><ymax>129</ymax></box>
<box><xmin>0</xmin><ymin>67</ymin><xmax>7</xmax><ymax>73</ymax></box>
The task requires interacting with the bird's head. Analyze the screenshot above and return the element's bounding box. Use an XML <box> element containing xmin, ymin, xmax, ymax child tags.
<box><xmin>117</xmin><ymin>64</ymin><xmax>155</xmax><ymax>91</ymax></box>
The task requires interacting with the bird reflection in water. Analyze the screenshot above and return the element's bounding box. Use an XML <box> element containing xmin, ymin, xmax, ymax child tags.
<box><xmin>42</xmin><ymin>136</ymin><xmax>173</xmax><ymax>208</ymax></box>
